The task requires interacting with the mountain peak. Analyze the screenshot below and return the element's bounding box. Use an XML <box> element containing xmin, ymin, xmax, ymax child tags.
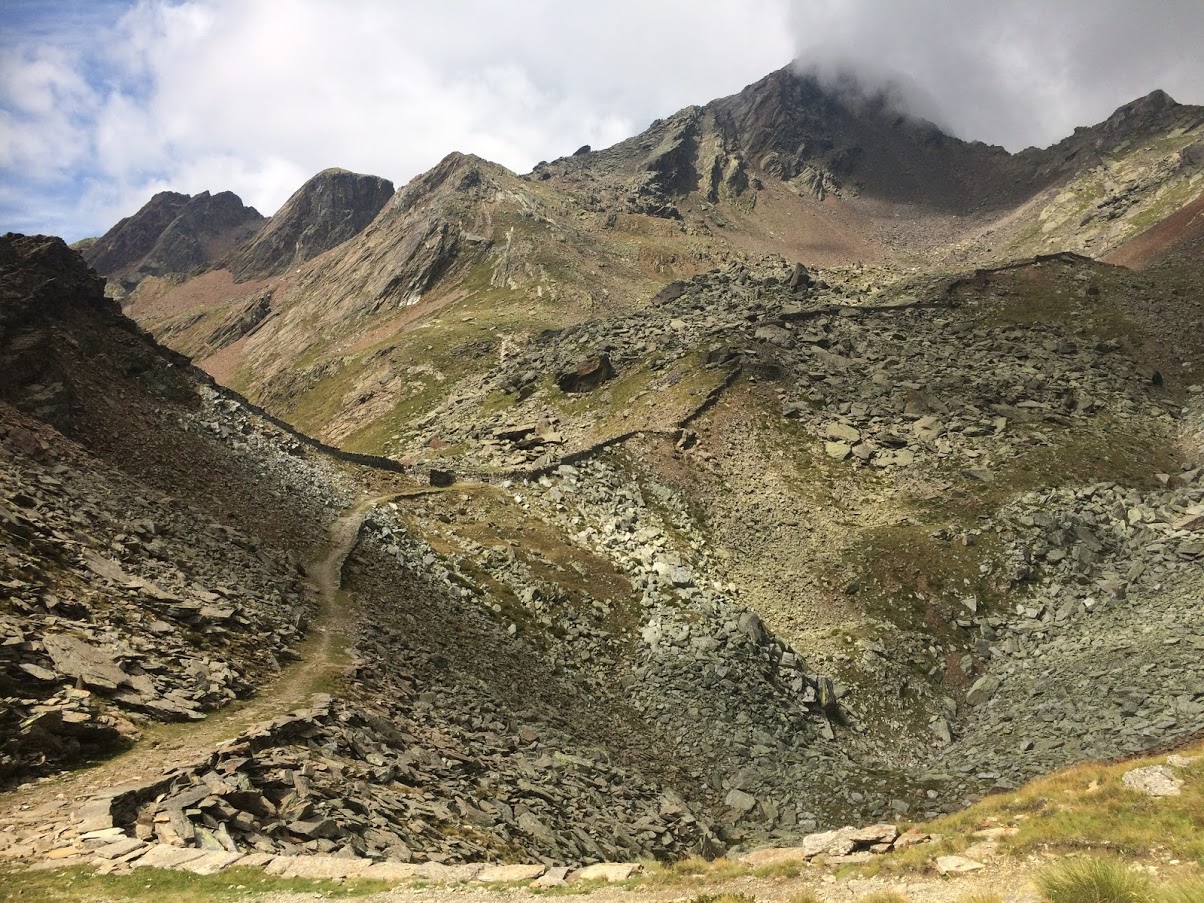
<box><xmin>81</xmin><ymin>190</ymin><xmax>263</xmax><ymax>289</ymax></box>
<box><xmin>226</xmin><ymin>168</ymin><xmax>394</xmax><ymax>282</ymax></box>
<box><xmin>1100</xmin><ymin>87</ymin><xmax>1184</xmax><ymax>135</ymax></box>
<box><xmin>1133</xmin><ymin>87</ymin><xmax>1177</xmax><ymax>109</ymax></box>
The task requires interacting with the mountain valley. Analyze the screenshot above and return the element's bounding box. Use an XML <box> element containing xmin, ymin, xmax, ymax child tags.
<box><xmin>2</xmin><ymin>62</ymin><xmax>1204</xmax><ymax>901</ymax></box>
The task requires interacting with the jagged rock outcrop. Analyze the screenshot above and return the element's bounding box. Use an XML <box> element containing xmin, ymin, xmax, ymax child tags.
<box><xmin>537</xmin><ymin>66</ymin><xmax>1204</xmax><ymax>231</ymax></box>
<box><xmin>1</xmin><ymin>233</ymin><xmax>138</xmax><ymax>426</ymax></box>
<box><xmin>135</xmin><ymin>191</ymin><xmax>264</xmax><ymax>281</ymax></box>
<box><xmin>82</xmin><ymin>191</ymin><xmax>264</xmax><ymax>290</ymax></box>
<box><xmin>226</xmin><ymin>168</ymin><xmax>394</xmax><ymax>281</ymax></box>
<box><xmin>79</xmin><ymin>191</ymin><xmax>192</xmax><ymax>284</ymax></box>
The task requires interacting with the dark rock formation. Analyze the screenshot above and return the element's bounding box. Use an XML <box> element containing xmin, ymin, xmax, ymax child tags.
<box><xmin>557</xmin><ymin>354</ymin><xmax>616</xmax><ymax>393</ymax></box>
<box><xmin>82</xmin><ymin>191</ymin><xmax>264</xmax><ymax>289</ymax></box>
<box><xmin>79</xmin><ymin>191</ymin><xmax>191</xmax><ymax>283</ymax></box>
<box><xmin>226</xmin><ymin>168</ymin><xmax>394</xmax><ymax>282</ymax></box>
<box><xmin>138</xmin><ymin>191</ymin><xmax>264</xmax><ymax>280</ymax></box>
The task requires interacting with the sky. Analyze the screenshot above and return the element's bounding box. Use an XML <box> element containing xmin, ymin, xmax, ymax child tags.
<box><xmin>2</xmin><ymin>0</ymin><xmax>1202</xmax><ymax>242</ymax></box>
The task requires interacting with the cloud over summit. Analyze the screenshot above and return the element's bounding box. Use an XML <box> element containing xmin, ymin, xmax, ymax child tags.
<box><xmin>1</xmin><ymin>0</ymin><xmax>1200</xmax><ymax>241</ymax></box>
<box><xmin>787</xmin><ymin>0</ymin><xmax>1204</xmax><ymax>150</ymax></box>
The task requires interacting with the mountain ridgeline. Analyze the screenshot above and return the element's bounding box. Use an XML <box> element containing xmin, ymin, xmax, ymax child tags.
<box><xmin>2</xmin><ymin>61</ymin><xmax>1202</xmax><ymax>884</ymax></box>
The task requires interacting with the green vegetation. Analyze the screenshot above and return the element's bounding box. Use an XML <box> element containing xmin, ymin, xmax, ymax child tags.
<box><xmin>845</xmin><ymin>522</ymin><xmax>1002</xmax><ymax>640</ymax></box>
<box><xmin>999</xmin><ymin>421</ymin><xmax>1181</xmax><ymax>490</ymax></box>
<box><xmin>933</xmin><ymin>417</ymin><xmax>1183</xmax><ymax>521</ymax></box>
<box><xmin>749</xmin><ymin>858</ymin><xmax>807</xmax><ymax>879</ymax></box>
<box><xmin>0</xmin><ymin>865</ymin><xmax>387</xmax><ymax>903</ymax></box>
<box><xmin>1037</xmin><ymin>858</ymin><xmax>1152</xmax><ymax>903</ymax></box>
<box><xmin>636</xmin><ymin>855</ymin><xmax>751</xmax><ymax>887</ymax></box>
<box><xmin>969</xmin><ymin>267</ymin><xmax>1140</xmax><ymax>342</ymax></box>
<box><xmin>1157</xmin><ymin>877</ymin><xmax>1204</xmax><ymax>903</ymax></box>
<box><xmin>548</xmin><ymin>350</ymin><xmax>731</xmax><ymax>445</ymax></box>
<box><xmin>1123</xmin><ymin>176</ymin><xmax>1204</xmax><ymax>237</ymax></box>
<box><xmin>866</xmin><ymin>740</ymin><xmax>1204</xmax><ymax>881</ymax></box>
<box><xmin>1002</xmin><ymin>128</ymin><xmax>1202</xmax><ymax>257</ymax></box>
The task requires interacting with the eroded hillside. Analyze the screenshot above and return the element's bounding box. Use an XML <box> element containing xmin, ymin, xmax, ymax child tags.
<box><xmin>102</xmin><ymin>71</ymin><xmax>1202</xmax><ymax>459</ymax></box>
<box><xmin>3</xmin><ymin>58</ymin><xmax>1204</xmax><ymax>895</ymax></box>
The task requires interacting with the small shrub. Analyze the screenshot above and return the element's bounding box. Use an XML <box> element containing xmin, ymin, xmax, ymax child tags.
<box><xmin>786</xmin><ymin>893</ymin><xmax>822</xmax><ymax>903</ymax></box>
<box><xmin>1038</xmin><ymin>857</ymin><xmax>1154</xmax><ymax>903</ymax></box>
<box><xmin>859</xmin><ymin>892</ymin><xmax>911</xmax><ymax>903</ymax></box>
<box><xmin>958</xmin><ymin>894</ymin><xmax>1005</xmax><ymax>903</ymax></box>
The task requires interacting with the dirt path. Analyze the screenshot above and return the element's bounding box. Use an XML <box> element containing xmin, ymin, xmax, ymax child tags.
<box><xmin>255</xmin><ymin>499</ymin><xmax>371</xmax><ymax>710</ymax></box>
<box><xmin>252</xmin><ymin>859</ymin><xmax>1042</xmax><ymax>903</ymax></box>
<box><xmin>0</xmin><ymin>494</ymin><xmax>384</xmax><ymax>836</ymax></box>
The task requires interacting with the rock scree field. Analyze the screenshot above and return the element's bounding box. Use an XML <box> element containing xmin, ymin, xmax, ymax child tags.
<box><xmin>1</xmin><ymin>60</ymin><xmax>1204</xmax><ymax>903</ymax></box>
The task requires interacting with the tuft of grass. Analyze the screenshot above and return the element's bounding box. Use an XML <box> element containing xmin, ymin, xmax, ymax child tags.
<box><xmin>1037</xmin><ymin>857</ymin><xmax>1153</xmax><ymax>903</ymax></box>
<box><xmin>639</xmin><ymin>856</ymin><xmax>750</xmax><ymax>887</ymax></box>
<box><xmin>957</xmin><ymin>895</ymin><xmax>1004</xmax><ymax>903</ymax></box>
<box><xmin>1156</xmin><ymin>876</ymin><xmax>1204</xmax><ymax>903</ymax></box>
<box><xmin>859</xmin><ymin>893</ymin><xmax>911</xmax><ymax>903</ymax></box>
<box><xmin>967</xmin><ymin>745</ymin><xmax>1204</xmax><ymax>861</ymax></box>
<box><xmin>689</xmin><ymin>895</ymin><xmax>757</xmax><ymax>903</ymax></box>
<box><xmin>751</xmin><ymin>859</ymin><xmax>807</xmax><ymax>879</ymax></box>
<box><xmin>856</xmin><ymin>740</ymin><xmax>1204</xmax><ymax>882</ymax></box>
<box><xmin>786</xmin><ymin>893</ymin><xmax>821</xmax><ymax>903</ymax></box>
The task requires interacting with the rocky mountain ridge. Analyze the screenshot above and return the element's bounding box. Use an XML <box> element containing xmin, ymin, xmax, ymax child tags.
<box><xmin>2</xmin><ymin>60</ymin><xmax>1203</xmax><ymax>891</ymax></box>
<box><xmin>88</xmin><ymin>70</ymin><xmax>1201</xmax><ymax>459</ymax></box>
<box><xmin>80</xmin><ymin>191</ymin><xmax>265</xmax><ymax>293</ymax></box>
<box><xmin>225</xmin><ymin>169</ymin><xmax>395</xmax><ymax>282</ymax></box>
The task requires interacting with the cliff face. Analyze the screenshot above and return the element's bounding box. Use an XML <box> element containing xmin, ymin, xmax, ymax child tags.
<box><xmin>226</xmin><ymin>168</ymin><xmax>395</xmax><ymax>281</ymax></box>
<box><xmin>0</xmin><ymin>233</ymin><xmax>194</xmax><ymax>432</ymax></box>
<box><xmin>536</xmin><ymin>67</ymin><xmax>1204</xmax><ymax>222</ymax></box>
<box><xmin>78</xmin><ymin>191</ymin><xmax>191</xmax><ymax>283</ymax></box>
<box><xmin>81</xmin><ymin>190</ymin><xmax>264</xmax><ymax>290</ymax></box>
<box><xmin>137</xmin><ymin>191</ymin><xmax>265</xmax><ymax>278</ymax></box>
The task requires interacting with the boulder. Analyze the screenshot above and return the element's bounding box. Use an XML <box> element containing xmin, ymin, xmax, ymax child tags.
<box><xmin>824</xmin><ymin>422</ymin><xmax>862</xmax><ymax>443</ymax></box>
<box><xmin>478</xmin><ymin>863</ymin><xmax>547</xmax><ymax>882</ymax></box>
<box><xmin>966</xmin><ymin>674</ymin><xmax>1001</xmax><ymax>705</ymax></box>
<box><xmin>724</xmin><ymin>788</ymin><xmax>757</xmax><ymax>812</ymax></box>
<box><xmin>787</xmin><ymin>262</ymin><xmax>812</xmax><ymax>290</ymax></box>
<box><xmin>556</xmin><ymin>354</ymin><xmax>616</xmax><ymax>393</ymax></box>
<box><xmin>825</xmin><ymin>441</ymin><xmax>852</xmax><ymax>460</ymax></box>
<box><xmin>41</xmin><ymin>634</ymin><xmax>143</xmax><ymax>693</ymax></box>
<box><xmin>1121</xmin><ymin>765</ymin><xmax>1182</xmax><ymax>797</ymax></box>
<box><xmin>755</xmin><ymin>325</ymin><xmax>795</xmax><ymax>348</ymax></box>
<box><xmin>935</xmin><ymin>854</ymin><xmax>985</xmax><ymax>875</ymax></box>
<box><xmin>574</xmin><ymin>862</ymin><xmax>642</xmax><ymax>882</ymax></box>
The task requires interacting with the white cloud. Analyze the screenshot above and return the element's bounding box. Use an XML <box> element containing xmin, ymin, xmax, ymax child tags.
<box><xmin>787</xmin><ymin>0</ymin><xmax>1204</xmax><ymax>150</ymax></box>
<box><xmin>1</xmin><ymin>0</ymin><xmax>1200</xmax><ymax>242</ymax></box>
<box><xmin>2</xmin><ymin>0</ymin><xmax>793</xmax><ymax>240</ymax></box>
<box><xmin>0</xmin><ymin>42</ymin><xmax>98</xmax><ymax>179</ymax></box>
